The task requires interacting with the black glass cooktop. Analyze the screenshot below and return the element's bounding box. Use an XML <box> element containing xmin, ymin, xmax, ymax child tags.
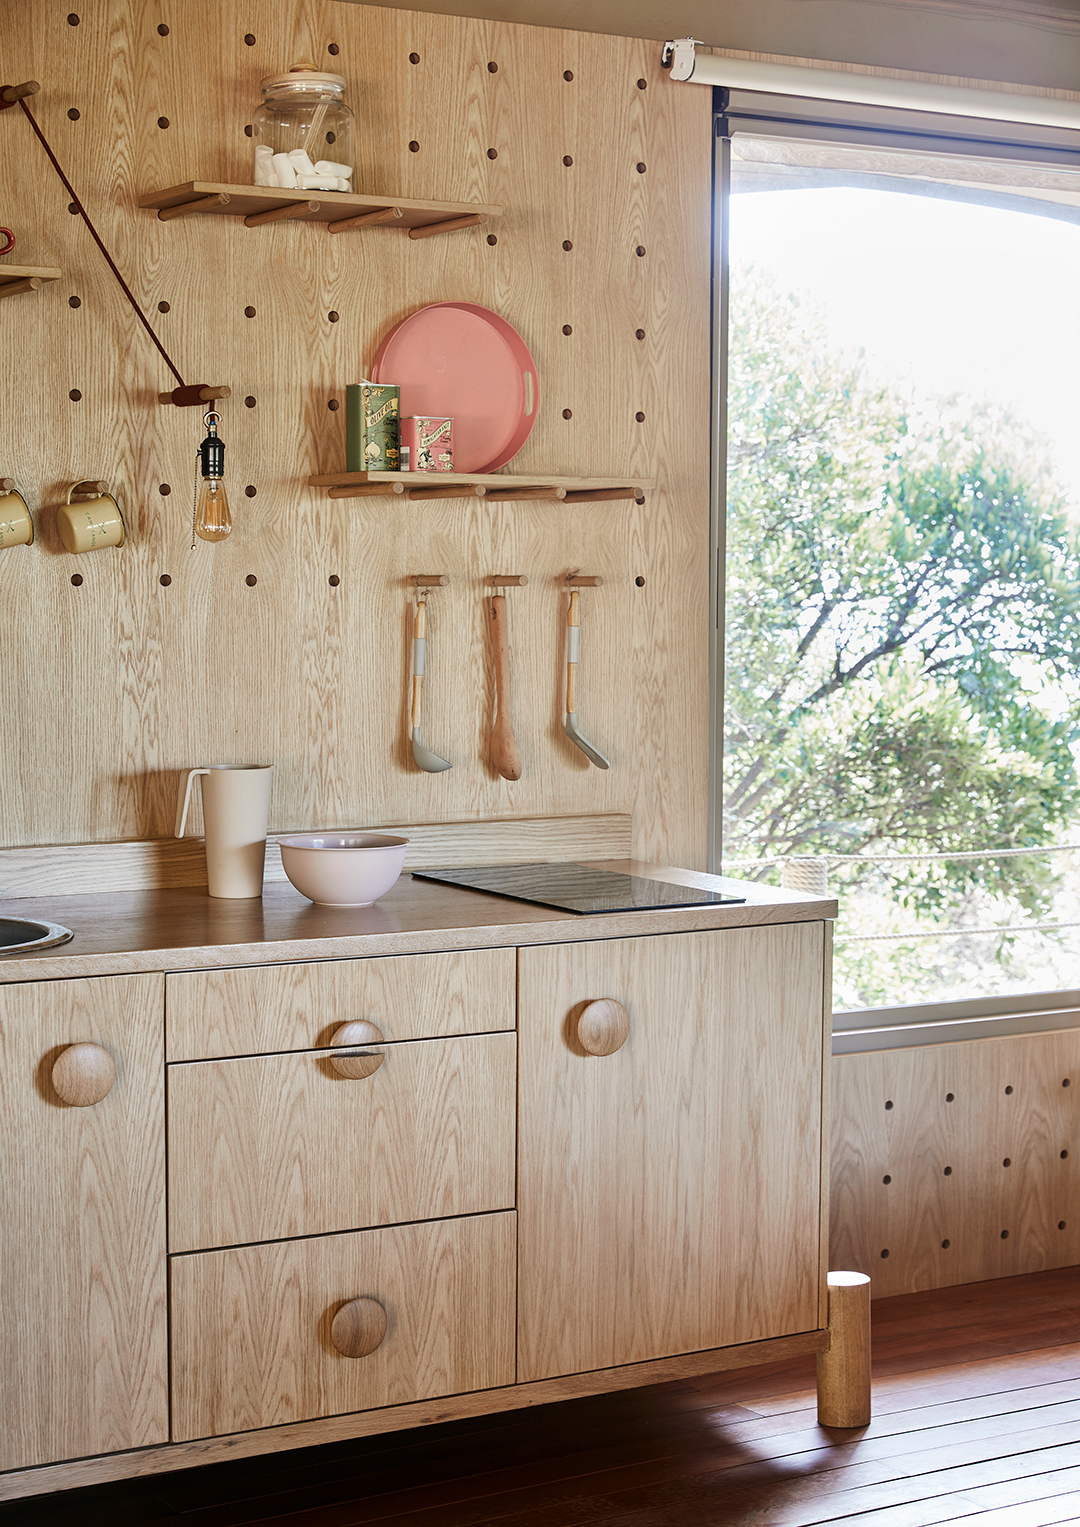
<box><xmin>411</xmin><ymin>862</ymin><xmax>745</xmax><ymax>915</ymax></box>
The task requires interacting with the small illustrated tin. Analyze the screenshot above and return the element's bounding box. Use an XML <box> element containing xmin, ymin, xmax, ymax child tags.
<box><xmin>346</xmin><ymin>382</ymin><xmax>400</xmax><ymax>471</ymax></box>
<box><xmin>401</xmin><ymin>415</ymin><xmax>454</xmax><ymax>472</ymax></box>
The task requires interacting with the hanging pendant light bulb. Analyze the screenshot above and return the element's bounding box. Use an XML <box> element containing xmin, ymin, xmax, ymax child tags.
<box><xmin>194</xmin><ymin>411</ymin><xmax>232</xmax><ymax>542</ymax></box>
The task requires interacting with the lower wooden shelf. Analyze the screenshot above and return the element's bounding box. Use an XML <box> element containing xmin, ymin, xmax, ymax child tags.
<box><xmin>0</xmin><ymin>265</ymin><xmax>61</xmax><ymax>299</ymax></box>
<box><xmin>307</xmin><ymin>471</ymin><xmax>653</xmax><ymax>503</ymax></box>
<box><xmin>138</xmin><ymin>183</ymin><xmax>501</xmax><ymax>237</ymax></box>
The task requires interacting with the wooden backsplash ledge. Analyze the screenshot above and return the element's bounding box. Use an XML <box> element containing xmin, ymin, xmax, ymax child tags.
<box><xmin>0</xmin><ymin>1</ymin><xmax>712</xmax><ymax>869</ymax></box>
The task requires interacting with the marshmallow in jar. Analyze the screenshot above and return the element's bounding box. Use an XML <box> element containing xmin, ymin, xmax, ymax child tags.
<box><xmin>251</xmin><ymin>62</ymin><xmax>354</xmax><ymax>191</ymax></box>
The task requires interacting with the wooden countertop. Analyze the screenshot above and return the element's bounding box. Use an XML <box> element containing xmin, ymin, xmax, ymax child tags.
<box><xmin>0</xmin><ymin>861</ymin><xmax>836</xmax><ymax>983</ymax></box>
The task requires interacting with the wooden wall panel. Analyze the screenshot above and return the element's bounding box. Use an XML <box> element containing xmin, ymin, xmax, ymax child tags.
<box><xmin>831</xmin><ymin>1031</ymin><xmax>1080</xmax><ymax>1298</ymax></box>
<box><xmin>0</xmin><ymin>1</ymin><xmax>711</xmax><ymax>865</ymax></box>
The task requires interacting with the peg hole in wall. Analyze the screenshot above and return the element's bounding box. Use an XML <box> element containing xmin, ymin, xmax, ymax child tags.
<box><xmin>636</xmin><ymin>245</ymin><xmax>646</xmax><ymax>257</ymax></box>
<box><xmin>563</xmin><ymin>239</ymin><xmax>573</xmax><ymax>251</ymax></box>
<box><xmin>68</xmin><ymin>108</ymin><xmax>80</xmax><ymax>121</ymax></box>
<box><xmin>1001</xmin><ymin>1229</ymin><xmax>1009</xmax><ymax>1238</ymax></box>
<box><xmin>635</xmin><ymin>494</ymin><xmax>645</xmax><ymax>505</ymax></box>
<box><xmin>159</xmin><ymin>573</ymin><xmax>171</xmax><ymax>586</ymax></box>
<box><xmin>1062</xmin><ymin>1149</ymin><xmax>1069</xmax><ymax>1158</ymax></box>
<box><xmin>487</xmin><ymin>148</ymin><xmax>498</xmax><ymax>159</ymax></box>
<box><xmin>885</xmin><ymin>1099</ymin><xmax>894</xmax><ymax>1110</ymax></box>
<box><xmin>564</xmin><ymin>69</ymin><xmax>574</xmax><ymax>81</ymax></box>
<box><xmin>636</xmin><ymin>162</ymin><xmax>646</xmax><ymax>173</ymax></box>
<box><xmin>68</xmin><ymin>202</ymin><xmax>78</xmax><ymax>214</ymax></box>
<box><xmin>635</xmin><ymin>575</ymin><xmax>646</xmax><ymax>587</ymax></box>
<box><xmin>880</xmin><ymin>1248</ymin><xmax>889</xmax><ymax>1258</ymax></box>
<box><xmin>1003</xmin><ymin>1157</ymin><xmax>1011</xmax><ymax>1167</ymax></box>
<box><xmin>882</xmin><ymin>1174</ymin><xmax>891</xmax><ymax>1184</ymax></box>
<box><xmin>563</xmin><ymin>155</ymin><xmax>573</xmax><ymax>166</ymax></box>
<box><xmin>68</xmin><ymin>295</ymin><xmax>81</xmax><ymax>308</ymax></box>
<box><xmin>157</xmin><ymin>117</ymin><xmax>170</xmax><ymax>129</ymax></box>
<box><xmin>244</xmin><ymin>396</ymin><xmax>256</xmax><ymax>409</ymax></box>
<box><xmin>1064</xmin><ymin>1077</ymin><xmax>1072</xmax><ymax>1086</ymax></box>
<box><xmin>946</xmin><ymin>1092</ymin><xmax>955</xmax><ymax>1102</ymax></box>
<box><xmin>409</xmin><ymin>52</ymin><xmax>420</xmax><ymax>64</ymax></box>
<box><xmin>488</xmin><ymin>60</ymin><xmax>498</xmax><ymax>72</ymax></box>
<box><xmin>67</xmin><ymin>12</ymin><xmax>79</xmax><ymax>23</ymax></box>
<box><xmin>244</xmin><ymin>124</ymin><xmax>253</xmax><ymax>137</ymax></box>
<box><xmin>562</xmin><ymin>408</ymin><xmax>573</xmax><ymax>419</ymax></box>
<box><xmin>486</xmin><ymin>234</ymin><xmax>498</xmax><ymax>245</ymax></box>
<box><xmin>327</xmin><ymin>398</ymin><xmax>339</xmax><ymax>411</ymax></box>
<box><xmin>943</xmin><ymin>1165</ymin><xmax>952</xmax><ymax>1175</ymax></box>
<box><xmin>244</xmin><ymin>33</ymin><xmax>255</xmax><ymax>46</ymax></box>
<box><xmin>70</xmin><ymin>573</ymin><xmax>83</xmax><ymax>585</ymax></box>
<box><xmin>328</xmin><ymin>574</ymin><xmax>340</xmax><ymax>586</ymax></box>
<box><xmin>158</xmin><ymin>300</ymin><xmax>170</xmax><ymax>313</ymax></box>
<box><xmin>69</xmin><ymin>389</ymin><xmax>82</xmax><ymax>402</ymax></box>
<box><xmin>158</xmin><ymin>484</ymin><xmax>171</xmax><ymax>496</ymax></box>
<box><xmin>637</xmin><ymin>78</ymin><xmax>648</xmax><ymax>89</ymax></box>
<box><xmin>245</xmin><ymin>575</ymin><xmax>258</xmax><ymax>587</ymax></box>
<box><xmin>328</xmin><ymin>43</ymin><xmax>340</xmax><ymax>56</ymax></box>
<box><xmin>635</xmin><ymin>411</ymin><xmax>645</xmax><ymax>422</ymax></box>
<box><xmin>244</xmin><ymin>305</ymin><xmax>256</xmax><ymax>318</ymax></box>
<box><xmin>158</xmin><ymin>23</ymin><xmax>169</xmax><ymax>35</ymax></box>
<box><xmin>244</xmin><ymin>486</ymin><xmax>257</xmax><ymax>498</ymax></box>
<box><xmin>563</xmin><ymin>324</ymin><xmax>573</xmax><ymax>335</ymax></box>
<box><xmin>328</xmin><ymin>311</ymin><xmax>339</xmax><ymax>323</ymax></box>
<box><xmin>636</xmin><ymin>328</ymin><xmax>646</xmax><ymax>340</ymax></box>
<box><xmin>1005</xmin><ymin>1085</ymin><xmax>1014</xmax><ymax>1094</ymax></box>
<box><xmin>941</xmin><ymin>1239</ymin><xmax>950</xmax><ymax>1248</ymax></box>
<box><xmin>326</xmin><ymin>131</ymin><xmax>336</xmax><ymax>145</ymax></box>
<box><xmin>1060</xmin><ymin>1221</ymin><xmax>1068</xmax><ymax>1229</ymax></box>
<box><xmin>409</xmin><ymin>141</ymin><xmax>420</xmax><ymax>153</ymax></box>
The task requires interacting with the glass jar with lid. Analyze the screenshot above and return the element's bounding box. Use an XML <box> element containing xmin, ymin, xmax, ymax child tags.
<box><xmin>251</xmin><ymin>62</ymin><xmax>354</xmax><ymax>192</ymax></box>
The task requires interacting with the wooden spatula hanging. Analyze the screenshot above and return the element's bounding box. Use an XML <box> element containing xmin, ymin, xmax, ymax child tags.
<box><xmin>488</xmin><ymin>593</ymin><xmax>522</xmax><ymax>780</ymax></box>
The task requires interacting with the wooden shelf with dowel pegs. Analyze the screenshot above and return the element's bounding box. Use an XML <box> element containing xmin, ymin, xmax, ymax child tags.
<box><xmin>0</xmin><ymin>265</ymin><xmax>61</xmax><ymax>300</ymax></box>
<box><xmin>138</xmin><ymin>183</ymin><xmax>502</xmax><ymax>238</ymax></box>
<box><xmin>307</xmin><ymin>471</ymin><xmax>653</xmax><ymax>503</ymax></box>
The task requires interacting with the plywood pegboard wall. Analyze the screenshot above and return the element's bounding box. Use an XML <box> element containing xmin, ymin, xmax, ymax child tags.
<box><xmin>0</xmin><ymin>0</ymin><xmax>711</xmax><ymax>859</ymax></box>
<box><xmin>831</xmin><ymin>1030</ymin><xmax>1080</xmax><ymax>1297</ymax></box>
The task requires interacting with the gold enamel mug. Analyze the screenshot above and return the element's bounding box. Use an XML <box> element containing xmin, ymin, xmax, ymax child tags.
<box><xmin>57</xmin><ymin>480</ymin><xmax>126</xmax><ymax>554</ymax></box>
<box><xmin>0</xmin><ymin>483</ymin><xmax>32</xmax><ymax>549</ymax></box>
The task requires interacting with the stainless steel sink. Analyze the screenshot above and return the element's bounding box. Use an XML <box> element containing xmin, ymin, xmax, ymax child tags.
<box><xmin>0</xmin><ymin>918</ymin><xmax>74</xmax><ymax>954</ymax></box>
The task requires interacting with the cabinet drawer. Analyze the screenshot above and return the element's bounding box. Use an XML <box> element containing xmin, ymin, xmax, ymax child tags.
<box><xmin>166</xmin><ymin>947</ymin><xmax>515</xmax><ymax>1061</ymax></box>
<box><xmin>168</xmin><ymin>1031</ymin><xmax>516</xmax><ymax>1251</ymax></box>
<box><xmin>170</xmin><ymin>1212</ymin><xmax>516</xmax><ymax>1441</ymax></box>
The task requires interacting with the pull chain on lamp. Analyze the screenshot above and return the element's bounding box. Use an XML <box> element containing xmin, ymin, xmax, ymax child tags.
<box><xmin>193</xmin><ymin>411</ymin><xmax>232</xmax><ymax>543</ymax></box>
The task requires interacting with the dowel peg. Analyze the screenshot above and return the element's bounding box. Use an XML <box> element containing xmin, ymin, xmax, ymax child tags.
<box><xmin>408</xmin><ymin>213</ymin><xmax>486</xmax><ymax>240</ymax></box>
<box><xmin>0</xmin><ymin>478</ymin><xmax>14</xmax><ymax>492</ymax></box>
<box><xmin>491</xmin><ymin>574</ymin><xmax>528</xmax><ymax>587</ymax></box>
<box><xmin>327</xmin><ymin>481</ymin><xmax>406</xmax><ymax>499</ymax></box>
<box><xmin>566</xmin><ymin>573</ymin><xmax>604</xmax><ymax>587</ymax></box>
<box><xmin>0</xmin><ymin>277</ymin><xmax>43</xmax><ymax>299</ymax></box>
<box><xmin>483</xmin><ymin>485</ymin><xmax>566</xmax><ymax>501</ymax></box>
<box><xmin>561</xmin><ymin>486</ymin><xmax>641</xmax><ymax>503</ymax></box>
<box><xmin>330</xmin><ymin>1297</ymin><xmax>388</xmax><ymax>1358</ymax></box>
<box><xmin>51</xmin><ymin>1043</ymin><xmax>116</xmax><ymax>1107</ymax></box>
<box><xmin>817</xmin><ymin>1271</ymin><xmax>872</xmax><ymax>1428</ymax></box>
<box><xmin>328</xmin><ymin>205</ymin><xmax>405</xmax><ymax>233</ymax></box>
<box><xmin>577</xmin><ymin>998</ymin><xmax>630</xmax><ymax>1056</ymax></box>
<box><xmin>244</xmin><ymin>200</ymin><xmax>320</xmax><ymax>227</ymax></box>
<box><xmin>329</xmin><ymin>1020</ymin><xmax>385</xmax><ymax>1080</ymax></box>
<box><xmin>407</xmin><ymin>484</ymin><xmax>485</xmax><ymax>500</ymax></box>
<box><xmin>157</xmin><ymin>384</ymin><xmax>232</xmax><ymax>407</ymax></box>
<box><xmin>157</xmin><ymin>193</ymin><xmax>231</xmax><ymax>222</ymax></box>
<box><xmin>0</xmin><ymin>81</ymin><xmax>41</xmax><ymax>106</ymax></box>
<box><xmin>411</xmin><ymin>573</ymin><xmax>449</xmax><ymax>587</ymax></box>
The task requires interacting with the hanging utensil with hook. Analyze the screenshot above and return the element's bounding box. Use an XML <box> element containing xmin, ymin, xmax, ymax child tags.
<box><xmin>488</xmin><ymin>576</ymin><xmax>525</xmax><ymax>780</ymax></box>
<box><xmin>564</xmin><ymin>578</ymin><xmax>609</xmax><ymax>769</ymax></box>
<box><xmin>409</xmin><ymin>579</ymin><xmax>451</xmax><ymax>773</ymax></box>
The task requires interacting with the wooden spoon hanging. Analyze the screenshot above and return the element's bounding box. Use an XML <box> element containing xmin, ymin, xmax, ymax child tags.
<box><xmin>489</xmin><ymin>594</ymin><xmax>522</xmax><ymax>780</ymax></box>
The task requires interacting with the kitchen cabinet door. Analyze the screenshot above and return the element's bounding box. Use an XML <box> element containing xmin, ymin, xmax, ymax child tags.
<box><xmin>0</xmin><ymin>974</ymin><xmax>168</xmax><ymax>1470</ymax></box>
<box><xmin>517</xmin><ymin>923</ymin><xmax>826</xmax><ymax>1382</ymax></box>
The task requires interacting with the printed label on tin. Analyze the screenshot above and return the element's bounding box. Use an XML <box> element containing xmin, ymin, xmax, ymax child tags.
<box><xmin>361</xmin><ymin>384</ymin><xmax>400</xmax><ymax>470</ymax></box>
<box><xmin>401</xmin><ymin>415</ymin><xmax>454</xmax><ymax>472</ymax></box>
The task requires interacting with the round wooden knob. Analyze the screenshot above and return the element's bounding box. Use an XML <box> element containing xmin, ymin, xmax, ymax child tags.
<box><xmin>329</xmin><ymin>1021</ymin><xmax>385</xmax><ymax>1079</ymax></box>
<box><xmin>51</xmin><ymin>1043</ymin><xmax>116</xmax><ymax>1107</ymax></box>
<box><xmin>330</xmin><ymin>1297</ymin><xmax>388</xmax><ymax>1358</ymax></box>
<box><xmin>577</xmin><ymin>998</ymin><xmax>630</xmax><ymax>1056</ymax></box>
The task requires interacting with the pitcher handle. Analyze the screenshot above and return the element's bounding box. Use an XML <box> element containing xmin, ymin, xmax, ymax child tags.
<box><xmin>175</xmin><ymin>768</ymin><xmax>210</xmax><ymax>838</ymax></box>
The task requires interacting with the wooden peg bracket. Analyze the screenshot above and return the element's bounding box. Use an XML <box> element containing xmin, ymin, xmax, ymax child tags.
<box><xmin>412</xmin><ymin>574</ymin><xmax>449</xmax><ymax>587</ymax></box>
<box><xmin>157</xmin><ymin>384</ymin><xmax>232</xmax><ymax>407</ymax></box>
<box><xmin>0</xmin><ymin>277</ymin><xmax>43</xmax><ymax>299</ymax></box>
<box><xmin>328</xmin><ymin>482</ymin><xmax>406</xmax><ymax>499</ymax></box>
<box><xmin>0</xmin><ymin>81</ymin><xmax>40</xmax><ymax>109</ymax></box>
<box><xmin>407</xmin><ymin>484</ymin><xmax>486</xmax><ymax>500</ymax></box>
<box><xmin>491</xmin><ymin>574</ymin><xmax>528</xmax><ymax>586</ymax></box>
<box><xmin>562</xmin><ymin>486</ymin><xmax>641</xmax><ymax>503</ymax></box>
<box><xmin>0</xmin><ymin>478</ymin><xmax>14</xmax><ymax>492</ymax></box>
<box><xmin>567</xmin><ymin>573</ymin><xmax>604</xmax><ymax>587</ymax></box>
<box><xmin>408</xmin><ymin>214</ymin><xmax>486</xmax><ymax>240</ymax></box>
<box><xmin>483</xmin><ymin>486</ymin><xmax>567</xmax><ymax>501</ymax></box>
<box><xmin>244</xmin><ymin>200</ymin><xmax>320</xmax><ymax>228</ymax></box>
<box><xmin>328</xmin><ymin>206</ymin><xmax>404</xmax><ymax>234</ymax></box>
<box><xmin>157</xmin><ymin>193</ymin><xmax>231</xmax><ymax>222</ymax></box>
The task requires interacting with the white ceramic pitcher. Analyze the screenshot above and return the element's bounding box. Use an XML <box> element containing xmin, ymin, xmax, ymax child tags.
<box><xmin>174</xmin><ymin>764</ymin><xmax>274</xmax><ymax>898</ymax></box>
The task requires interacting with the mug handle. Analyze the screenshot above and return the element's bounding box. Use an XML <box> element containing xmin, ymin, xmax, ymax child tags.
<box><xmin>0</xmin><ymin>230</ymin><xmax>13</xmax><ymax>257</ymax></box>
<box><xmin>175</xmin><ymin>768</ymin><xmax>210</xmax><ymax>838</ymax></box>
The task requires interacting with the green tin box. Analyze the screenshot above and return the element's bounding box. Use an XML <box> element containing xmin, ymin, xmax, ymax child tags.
<box><xmin>346</xmin><ymin>382</ymin><xmax>400</xmax><ymax>472</ymax></box>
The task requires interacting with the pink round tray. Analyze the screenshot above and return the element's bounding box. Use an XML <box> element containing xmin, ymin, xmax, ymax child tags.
<box><xmin>370</xmin><ymin>302</ymin><xmax>539</xmax><ymax>474</ymax></box>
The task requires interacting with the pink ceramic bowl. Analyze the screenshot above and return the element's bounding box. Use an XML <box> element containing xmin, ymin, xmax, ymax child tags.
<box><xmin>278</xmin><ymin>833</ymin><xmax>408</xmax><ymax>907</ymax></box>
